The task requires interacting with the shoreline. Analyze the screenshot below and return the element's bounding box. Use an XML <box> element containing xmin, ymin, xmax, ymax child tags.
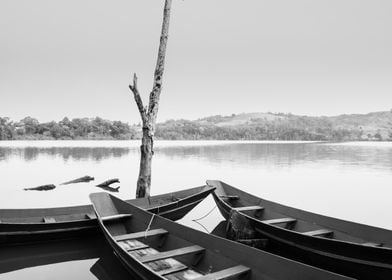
<box><xmin>0</xmin><ymin>140</ymin><xmax>322</xmax><ymax>148</ymax></box>
<box><xmin>0</xmin><ymin>140</ymin><xmax>391</xmax><ymax>148</ymax></box>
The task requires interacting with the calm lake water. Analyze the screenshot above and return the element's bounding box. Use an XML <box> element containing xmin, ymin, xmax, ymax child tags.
<box><xmin>1</xmin><ymin>140</ymin><xmax>392</xmax><ymax>279</ymax></box>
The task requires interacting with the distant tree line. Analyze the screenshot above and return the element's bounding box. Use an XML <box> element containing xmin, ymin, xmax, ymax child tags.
<box><xmin>0</xmin><ymin>117</ymin><xmax>137</xmax><ymax>140</ymax></box>
<box><xmin>154</xmin><ymin>119</ymin><xmax>364</xmax><ymax>141</ymax></box>
<box><xmin>1</xmin><ymin>113</ymin><xmax>391</xmax><ymax>141</ymax></box>
<box><xmin>155</xmin><ymin>114</ymin><xmax>392</xmax><ymax>141</ymax></box>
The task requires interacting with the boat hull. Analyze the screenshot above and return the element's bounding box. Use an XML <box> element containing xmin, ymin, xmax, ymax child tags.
<box><xmin>210</xmin><ymin>180</ymin><xmax>392</xmax><ymax>280</ymax></box>
<box><xmin>0</xmin><ymin>185</ymin><xmax>213</xmax><ymax>245</ymax></box>
<box><xmin>91</xmin><ymin>192</ymin><xmax>354</xmax><ymax>280</ymax></box>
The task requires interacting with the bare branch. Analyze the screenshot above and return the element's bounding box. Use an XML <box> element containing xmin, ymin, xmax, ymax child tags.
<box><xmin>129</xmin><ymin>73</ymin><xmax>147</xmax><ymax>122</ymax></box>
<box><xmin>148</xmin><ymin>0</ymin><xmax>172</xmax><ymax>120</ymax></box>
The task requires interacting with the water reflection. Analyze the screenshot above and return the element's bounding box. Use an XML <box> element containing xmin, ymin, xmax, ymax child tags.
<box><xmin>1</xmin><ymin>143</ymin><xmax>392</xmax><ymax>172</ymax></box>
<box><xmin>0</xmin><ymin>147</ymin><xmax>132</xmax><ymax>162</ymax></box>
<box><xmin>0</xmin><ymin>236</ymin><xmax>131</xmax><ymax>280</ymax></box>
<box><xmin>0</xmin><ymin>141</ymin><xmax>392</xmax><ymax>222</ymax></box>
<box><xmin>156</xmin><ymin>143</ymin><xmax>392</xmax><ymax>171</ymax></box>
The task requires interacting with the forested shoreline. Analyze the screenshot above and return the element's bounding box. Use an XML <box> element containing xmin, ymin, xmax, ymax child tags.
<box><xmin>1</xmin><ymin>111</ymin><xmax>391</xmax><ymax>141</ymax></box>
<box><xmin>0</xmin><ymin>117</ymin><xmax>137</xmax><ymax>140</ymax></box>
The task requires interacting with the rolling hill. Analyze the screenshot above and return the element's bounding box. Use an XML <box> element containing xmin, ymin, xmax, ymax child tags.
<box><xmin>155</xmin><ymin>111</ymin><xmax>392</xmax><ymax>141</ymax></box>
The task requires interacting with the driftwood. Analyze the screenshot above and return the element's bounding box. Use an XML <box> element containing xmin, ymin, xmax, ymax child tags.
<box><xmin>24</xmin><ymin>184</ymin><xmax>56</xmax><ymax>191</ymax></box>
<box><xmin>96</xmin><ymin>179</ymin><xmax>120</xmax><ymax>188</ymax></box>
<box><xmin>129</xmin><ymin>0</ymin><xmax>172</xmax><ymax>198</ymax></box>
<box><xmin>60</xmin><ymin>176</ymin><xmax>94</xmax><ymax>185</ymax></box>
<box><xmin>96</xmin><ymin>185</ymin><xmax>120</xmax><ymax>193</ymax></box>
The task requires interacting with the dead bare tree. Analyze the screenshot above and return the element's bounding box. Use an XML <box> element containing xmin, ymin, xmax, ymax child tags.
<box><xmin>129</xmin><ymin>0</ymin><xmax>172</xmax><ymax>198</ymax></box>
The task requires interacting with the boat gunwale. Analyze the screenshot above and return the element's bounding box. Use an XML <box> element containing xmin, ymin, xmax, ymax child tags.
<box><xmin>214</xmin><ymin>191</ymin><xmax>392</xmax><ymax>253</ymax></box>
<box><xmin>0</xmin><ymin>185</ymin><xmax>213</xmax><ymax>225</ymax></box>
<box><xmin>90</xmin><ymin>192</ymin><xmax>355</xmax><ymax>280</ymax></box>
<box><xmin>208</xmin><ymin>180</ymin><xmax>392</xmax><ymax>247</ymax></box>
<box><xmin>92</xmin><ymin>202</ymin><xmax>169</xmax><ymax>280</ymax></box>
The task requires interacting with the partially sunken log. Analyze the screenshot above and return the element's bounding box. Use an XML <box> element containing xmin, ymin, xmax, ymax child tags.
<box><xmin>96</xmin><ymin>185</ymin><xmax>120</xmax><ymax>193</ymax></box>
<box><xmin>96</xmin><ymin>179</ymin><xmax>120</xmax><ymax>188</ymax></box>
<box><xmin>60</xmin><ymin>176</ymin><xmax>95</xmax><ymax>185</ymax></box>
<box><xmin>24</xmin><ymin>184</ymin><xmax>56</xmax><ymax>191</ymax></box>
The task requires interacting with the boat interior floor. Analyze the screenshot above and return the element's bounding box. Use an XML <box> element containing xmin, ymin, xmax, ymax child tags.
<box><xmin>105</xmin><ymin>215</ymin><xmax>251</xmax><ymax>280</ymax></box>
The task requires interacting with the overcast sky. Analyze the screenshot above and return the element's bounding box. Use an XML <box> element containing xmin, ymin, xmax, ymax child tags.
<box><xmin>1</xmin><ymin>0</ymin><xmax>391</xmax><ymax>123</ymax></box>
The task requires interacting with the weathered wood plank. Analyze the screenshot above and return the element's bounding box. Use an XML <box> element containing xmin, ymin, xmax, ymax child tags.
<box><xmin>43</xmin><ymin>217</ymin><xmax>56</xmax><ymax>223</ymax></box>
<box><xmin>101</xmin><ymin>214</ymin><xmax>132</xmax><ymax>222</ymax></box>
<box><xmin>234</xmin><ymin>206</ymin><xmax>264</xmax><ymax>212</ymax></box>
<box><xmin>362</xmin><ymin>242</ymin><xmax>383</xmax><ymax>247</ymax></box>
<box><xmin>219</xmin><ymin>195</ymin><xmax>240</xmax><ymax>200</ymax></box>
<box><xmin>115</xmin><ymin>228</ymin><xmax>168</xmax><ymax>242</ymax></box>
<box><xmin>196</xmin><ymin>265</ymin><xmax>250</xmax><ymax>280</ymax></box>
<box><xmin>302</xmin><ymin>229</ymin><xmax>333</xmax><ymax>237</ymax></box>
<box><xmin>85</xmin><ymin>213</ymin><xmax>96</xmax><ymax>220</ymax></box>
<box><xmin>262</xmin><ymin>218</ymin><xmax>296</xmax><ymax>225</ymax></box>
<box><xmin>139</xmin><ymin>245</ymin><xmax>204</xmax><ymax>263</ymax></box>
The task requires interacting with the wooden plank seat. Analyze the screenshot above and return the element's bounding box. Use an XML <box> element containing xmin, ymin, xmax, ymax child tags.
<box><xmin>85</xmin><ymin>213</ymin><xmax>96</xmax><ymax>220</ymax></box>
<box><xmin>262</xmin><ymin>218</ymin><xmax>296</xmax><ymax>225</ymax></box>
<box><xmin>165</xmin><ymin>269</ymin><xmax>203</xmax><ymax>279</ymax></box>
<box><xmin>43</xmin><ymin>217</ymin><xmax>56</xmax><ymax>223</ymax></box>
<box><xmin>362</xmin><ymin>242</ymin><xmax>383</xmax><ymax>247</ymax></box>
<box><xmin>115</xmin><ymin>228</ymin><xmax>168</xmax><ymax>242</ymax></box>
<box><xmin>118</xmin><ymin>239</ymin><xmax>149</xmax><ymax>251</ymax></box>
<box><xmin>219</xmin><ymin>195</ymin><xmax>240</xmax><ymax>200</ymax></box>
<box><xmin>149</xmin><ymin>258</ymin><xmax>189</xmax><ymax>276</ymax></box>
<box><xmin>234</xmin><ymin>206</ymin><xmax>264</xmax><ymax>212</ymax></box>
<box><xmin>101</xmin><ymin>213</ymin><xmax>133</xmax><ymax>222</ymax></box>
<box><xmin>302</xmin><ymin>229</ymin><xmax>333</xmax><ymax>237</ymax></box>
<box><xmin>139</xmin><ymin>245</ymin><xmax>205</xmax><ymax>263</ymax></box>
<box><xmin>195</xmin><ymin>265</ymin><xmax>251</xmax><ymax>280</ymax></box>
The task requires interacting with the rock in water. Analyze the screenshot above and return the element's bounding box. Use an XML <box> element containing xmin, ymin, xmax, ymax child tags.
<box><xmin>24</xmin><ymin>184</ymin><xmax>56</xmax><ymax>191</ymax></box>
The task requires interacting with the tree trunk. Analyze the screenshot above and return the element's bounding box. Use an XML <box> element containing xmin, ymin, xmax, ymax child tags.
<box><xmin>136</xmin><ymin>127</ymin><xmax>153</xmax><ymax>197</ymax></box>
<box><xmin>129</xmin><ymin>0</ymin><xmax>172</xmax><ymax>198</ymax></box>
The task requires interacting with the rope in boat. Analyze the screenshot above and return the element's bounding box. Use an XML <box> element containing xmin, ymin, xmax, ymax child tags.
<box><xmin>191</xmin><ymin>205</ymin><xmax>217</xmax><ymax>233</ymax></box>
<box><xmin>144</xmin><ymin>213</ymin><xmax>156</xmax><ymax>239</ymax></box>
<box><xmin>192</xmin><ymin>205</ymin><xmax>217</xmax><ymax>222</ymax></box>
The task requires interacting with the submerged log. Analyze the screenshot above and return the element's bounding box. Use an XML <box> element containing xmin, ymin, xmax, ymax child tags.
<box><xmin>24</xmin><ymin>184</ymin><xmax>56</xmax><ymax>191</ymax></box>
<box><xmin>96</xmin><ymin>179</ymin><xmax>120</xmax><ymax>188</ymax></box>
<box><xmin>96</xmin><ymin>185</ymin><xmax>120</xmax><ymax>193</ymax></box>
<box><xmin>60</xmin><ymin>176</ymin><xmax>95</xmax><ymax>185</ymax></box>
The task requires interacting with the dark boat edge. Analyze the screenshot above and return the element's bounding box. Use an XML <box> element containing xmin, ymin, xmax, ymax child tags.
<box><xmin>0</xmin><ymin>185</ymin><xmax>214</xmax><ymax>245</ymax></box>
<box><xmin>208</xmin><ymin>180</ymin><xmax>392</xmax><ymax>280</ymax></box>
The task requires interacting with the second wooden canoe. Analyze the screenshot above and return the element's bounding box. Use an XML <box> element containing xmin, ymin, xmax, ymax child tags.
<box><xmin>0</xmin><ymin>185</ymin><xmax>214</xmax><ymax>245</ymax></box>
<box><xmin>208</xmin><ymin>180</ymin><xmax>392</xmax><ymax>280</ymax></box>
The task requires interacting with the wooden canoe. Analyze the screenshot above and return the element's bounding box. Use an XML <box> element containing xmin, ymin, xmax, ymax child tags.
<box><xmin>0</xmin><ymin>185</ymin><xmax>214</xmax><ymax>245</ymax></box>
<box><xmin>90</xmin><ymin>192</ymin><xmax>354</xmax><ymax>280</ymax></box>
<box><xmin>208</xmin><ymin>180</ymin><xmax>392</xmax><ymax>280</ymax></box>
